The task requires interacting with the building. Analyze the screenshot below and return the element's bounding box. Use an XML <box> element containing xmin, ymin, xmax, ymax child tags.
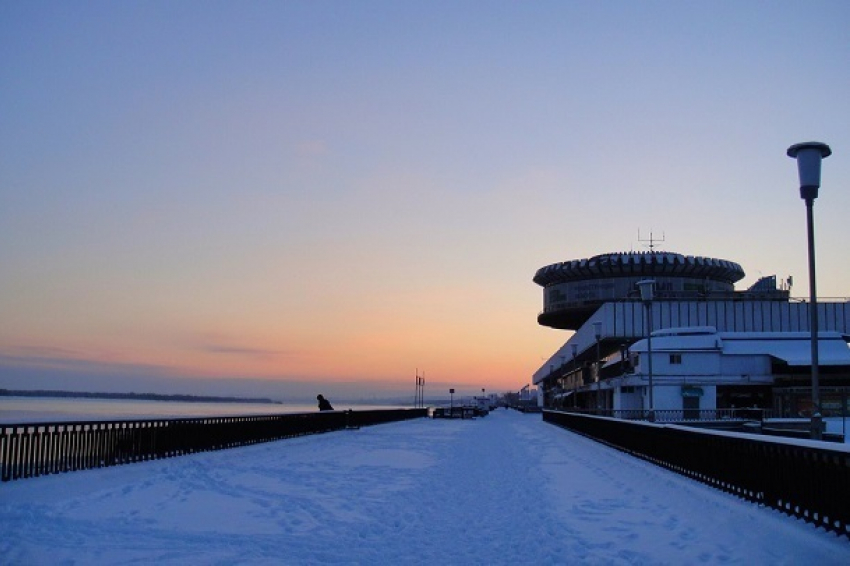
<box><xmin>609</xmin><ymin>327</ymin><xmax>850</xmax><ymax>418</ymax></box>
<box><xmin>533</xmin><ymin>251</ymin><xmax>850</xmax><ymax>417</ymax></box>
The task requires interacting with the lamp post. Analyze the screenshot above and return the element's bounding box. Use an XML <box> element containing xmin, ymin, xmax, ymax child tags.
<box><xmin>787</xmin><ymin>141</ymin><xmax>831</xmax><ymax>440</ymax></box>
<box><xmin>571</xmin><ymin>343</ymin><xmax>578</xmax><ymax>409</ymax></box>
<box><xmin>558</xmin><ymin>355</ymin><xmax>566</xmax><ymax>409</ymax></box>
<box><xmin>415</xmin><ymin>370</ymin><xmax>425</xmax><ymax>408</ymax></box>
<box><xmin>549</xmin><ymin>364</ymin><xmax>554</xmax><ymax>407</ymax></box>
<box><xmin>593</xmin><ymin>321</ymin><xmax>602</xmax><ymax>413</ymax></box>
<box><xmin>637</xmin><ymin>280</ymin><xmax>656</xmax><ymax>422</ymax></box>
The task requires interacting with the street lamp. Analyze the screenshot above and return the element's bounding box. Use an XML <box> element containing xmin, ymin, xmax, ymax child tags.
<box><xmin>637</xmin><ymin>279</ymin><xmax>656</xmax><ymax>422</ymax></box>
<box><xmin>593</xmin><ymin>321</ymin><xmax>602</xmax><ymax>413</ymax></box>
<box><xmin>549</xmin><ymin>364</ymin><xmax>554</xmax><ymax>406</ymax></box>
<box><xmin>787</xmin><ymin>141</ymin><xmax>832</xmax><ymax>440</ymax></box>
<box><xmin>571</xmin><ymin>343</ymin><xmax>578</xmax><ymax>409</ymax></box>
<box><xmin>558</xmin><ymin>355</ymin><xmax>566</xmax><ymax>409</ymax></box>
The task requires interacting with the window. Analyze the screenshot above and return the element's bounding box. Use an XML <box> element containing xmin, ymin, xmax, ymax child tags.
<box><xmin>670</xmin><ymin>354</ymin><xmax>682</xmax><ymax>365</ymax></box>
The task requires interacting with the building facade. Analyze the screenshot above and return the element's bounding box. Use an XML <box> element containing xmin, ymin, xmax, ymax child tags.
<box><xmin>533</xmin><ymin>251</ymin><xmax>850</xmax><ymax>417</ymax></box>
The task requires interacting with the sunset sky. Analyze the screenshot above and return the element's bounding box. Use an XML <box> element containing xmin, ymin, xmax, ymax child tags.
<box><xmin>1</xmin><ymin>1</ymin><xmax>848</xmax><ymax>401</ymax></box>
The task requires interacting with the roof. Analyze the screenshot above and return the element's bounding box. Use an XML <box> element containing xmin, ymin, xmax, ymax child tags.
<box><xmin>533</xmin><ymin>251</ymin><xmax>745</xmax><ymax>286</ymax></box>
<box><xmin>630</xmin><ymin>328</ymin><xmax>850</xmax><ymax>366</ymax></box>
<box><xmin>721</xmin><ymin>332</ymin><xmax>850</xmax><ymax>366</ymax></box>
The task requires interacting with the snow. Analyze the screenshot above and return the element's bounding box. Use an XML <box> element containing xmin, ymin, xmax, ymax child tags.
<box><xmin>1</xmin><ymin>410</ymin><xmax>847</xmax><ymax>565</ymax></box>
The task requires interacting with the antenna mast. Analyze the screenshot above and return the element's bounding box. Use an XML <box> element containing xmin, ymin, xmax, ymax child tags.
<box><xmin>637</xmin><ymin>229</ymin><xmax>665</xmax><ymax>251</ymax></box>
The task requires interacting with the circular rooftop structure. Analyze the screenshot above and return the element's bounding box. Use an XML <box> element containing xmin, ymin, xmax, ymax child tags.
<box><xmin>534</xmin><ymin>251</ymin><xmax>745</xmax><ymax>330</ymax></box>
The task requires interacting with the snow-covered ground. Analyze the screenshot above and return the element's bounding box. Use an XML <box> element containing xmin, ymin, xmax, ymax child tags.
<box><xmin>0</xmin><ymin>410</ymin><xmax>847</xmax><ymax>565</ymax></box>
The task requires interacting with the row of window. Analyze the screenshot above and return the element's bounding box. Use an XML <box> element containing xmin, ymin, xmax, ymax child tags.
<box><xmin>636</xmin><ymin>353</ymin><xmax>683</xmax><ymax>364</ymax></box>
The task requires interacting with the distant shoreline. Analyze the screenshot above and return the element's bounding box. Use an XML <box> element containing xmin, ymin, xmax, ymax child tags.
<box><xmin>0</xmin><ymin>389</ymin><xmax>281</xmax><ymax>405</ymax></box>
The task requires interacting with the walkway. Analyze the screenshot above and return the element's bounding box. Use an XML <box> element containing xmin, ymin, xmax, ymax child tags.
<box><xmin>0</xmin><ymin>410</ymin><xmax>847</xmax><ymax>565</ymax></box>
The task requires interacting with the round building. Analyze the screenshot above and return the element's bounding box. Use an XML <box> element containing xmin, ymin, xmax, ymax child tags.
<box><xmin>534</xmin><ymin>251</ymin><xmax>746</xmax><ymax>330</ymax></box>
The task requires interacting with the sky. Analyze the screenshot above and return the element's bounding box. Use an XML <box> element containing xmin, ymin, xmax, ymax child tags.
<box><xmin>1</xmin><ymin>1</ymin><xmax>849</xmax><ymax>401</ymax></box>
<box><xmin>1</xmin><ymin>411</ymin><xmax>848</xmax><ymax>564</ymax></box>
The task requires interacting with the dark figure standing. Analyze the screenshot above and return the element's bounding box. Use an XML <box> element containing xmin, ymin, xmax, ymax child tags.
<box><xmin>317</xmin><ymin>394</ymin><xmax>334</xmax><ymax>411</ymax></box>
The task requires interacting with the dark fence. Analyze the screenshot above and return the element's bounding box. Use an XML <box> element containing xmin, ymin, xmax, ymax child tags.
<box><xmin>543</xmin><ymin>410</ymin><xmax>850</xmax><ymax>538</ymax></box>
<box><xmin>563</xmin><ymin>408</ymin><xmax>777</xmax><ymax>422</ymax></box>
<box><xmin>0</xmin><ymin>408</ymin><xmax>427</xmax><ymax>482</ymax></box>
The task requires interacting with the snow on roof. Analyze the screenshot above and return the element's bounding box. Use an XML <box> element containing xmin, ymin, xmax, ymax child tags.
<box><xmin>723</xmin><ymin>336</ymin><xmax>850</xmax><ymax>366</ymax></box>
<box><xmin>632</xmin><ymin>328</ymin><xmax>850</xmax><ymax>366</ymax></box>
<box><xmin>721</xmin><ymin>333</ymin><xmax>850</xmax><ymax>366</ymax></box>
<box><xmin>653</xmin><ymin>326</ymin><xmax>717</xmax><ymax>337</ymax></box>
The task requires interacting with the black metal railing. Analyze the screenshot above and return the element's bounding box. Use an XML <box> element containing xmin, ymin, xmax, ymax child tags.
<box><xmin>0</xmin><ymin>408</ymin><xmax>427</xmax><ymax>482</ymax></box>
<box><xmin>543</xmin><ymin>410</ymin><xmax>850</xmax><ymax>538</ymax></box>
<box><xmin>550</xmin><ymin>408</ymin><xmax>844</xmax><ymax>442</ymax></box>
<box><xmin>560</xmin><ymin>407</ymin><xmax>777</xmax><ymax>422</ymax></box>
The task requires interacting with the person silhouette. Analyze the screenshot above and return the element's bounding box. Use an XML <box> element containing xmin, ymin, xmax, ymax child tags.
<box><xmin>317</xmin><ymin>394</ymin><xmax>334</xmax><ymax>411</ymax></box>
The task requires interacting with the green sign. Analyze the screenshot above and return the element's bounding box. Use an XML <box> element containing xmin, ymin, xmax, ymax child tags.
<box><xmin>681</xmin><ymin>386</ymin><xmax>703</xmax><ymax>398</ymax></box>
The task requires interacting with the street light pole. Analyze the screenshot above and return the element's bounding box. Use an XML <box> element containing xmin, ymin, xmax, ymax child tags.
<box><xmin>571</xmin><ymin>343</ymin><xmax>578</xmax><ymax>409</ymax></box>
<box><xmin>637</xmin><ymin>280</ymin><xmax>656</xmax><ymax>422</ymax></box>
<box><xmin>593</xmin><ymin>321</ymin><xmax>602</xmax><ymax>414</ymax></box>
<box><xmin>559</xmin><ymin>355</ymin><xmax>566</xmax><ymax>409</ymax></box>
<box><xmin>787</xmin><ymin>141</ymin><xmax>831</xmax><ymax>440</ymax></box>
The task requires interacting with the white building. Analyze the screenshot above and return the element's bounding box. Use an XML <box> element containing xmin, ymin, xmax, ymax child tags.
<box><xmin>532</xmin><ymin>251</ymin><xmax>850</xmax><ymax>416</ymax></box>
<box><xmin>599</xmin><ymin>327</ymin><xmax>850</xmax><ymax>418</ymax></box>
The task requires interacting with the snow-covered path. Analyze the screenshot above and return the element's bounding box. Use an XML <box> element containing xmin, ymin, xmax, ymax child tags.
<box><xmin>1</xmin><ymin>410</ymin><xmax>847</xmax><ymax>565</ymax></box>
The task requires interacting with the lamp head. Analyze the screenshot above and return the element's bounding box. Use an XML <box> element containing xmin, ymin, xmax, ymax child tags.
<box><xmin>787</xmin><ymin>141</ymin><xmax>831</xmax><ymax>200</ymax></box>
<box><xmin>636</xmin><ymin>279</ymin><xmax>656</xmax><ymax>302</ymax></box>
<box><xmin>592</xmin><ymin>320</ymin><xmax>602</xmax><ymax>339</ymax></box>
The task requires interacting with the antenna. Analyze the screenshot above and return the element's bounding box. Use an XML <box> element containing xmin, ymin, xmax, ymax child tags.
<box><xmin>637</xmin><ymin>229</ymin><xmax>665</xmax><ymax>251</ymax></box>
